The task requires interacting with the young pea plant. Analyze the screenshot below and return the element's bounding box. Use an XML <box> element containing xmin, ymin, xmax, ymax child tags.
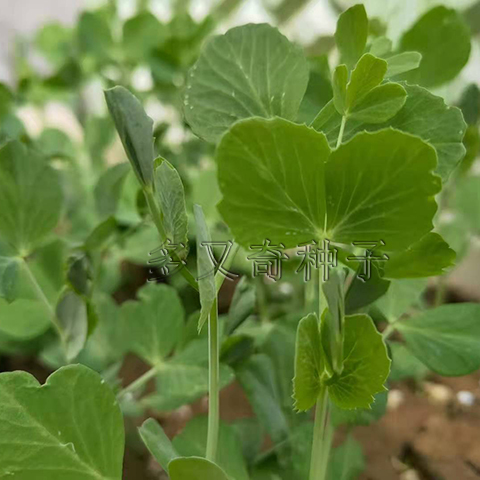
<box><xmin>0</xmin><ymin>3</ymin><xmax>479</xmax><ymax>480</ymax></box>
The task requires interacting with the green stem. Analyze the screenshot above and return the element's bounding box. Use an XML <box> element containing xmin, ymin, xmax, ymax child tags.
<box><xmin>336</xmin><ymin>115</ymin><xmax>347</xmax><ymax>148</ymax></box>
<box><xmin>22</xmin><ymin>259</ymin><xmax>66</xmax><ymax>347</ymax></box>
<box><xmin>117</xmin><ymin>366</ymin><xmax>158</xmax><ymax>399</ymax></box>
<box><xmin>206</xmin><ymin>298</ymin><xmax>220</xmax><ymax>462</ymax></box>
<box><xmin>382</xmin><ymin>323</ymin><xmax>397</xmax><ymax>341</ymax></box>
<box><xmin>309</xmin><ymin>386</ymin><xmax>329</xmax><ymax>480</ymax></box>
<box><xmin>144</xmin><ymin>188</ymin><xmax>198</xmax><ymax>291</ymax></box>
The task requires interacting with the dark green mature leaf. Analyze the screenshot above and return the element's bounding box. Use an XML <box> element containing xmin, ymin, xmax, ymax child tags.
<box><xmin>458</xmin><ymin>84</ymin><xmax>480</xmax><ymax>126</ymax></box>
<box><xmin>217</xmin><ymin>117</ymin><xmax>329</xmax><ymax>248</ymax></box>
<box><xmin>349</xmin><ymin>83</ymin><xmax>407</xmax><ymax>123</ymax></box>
<box><xmin>335</xmin><ymin>4</ymin><xmax>368</xmax><ymax>69</ymax></box>
<box><xmin>397</xmin><ymin>303</ymin><xmax>480</xmax><ymax>376</ymax></box>
<box><xmin>120</xmin><ymin>282</ymin><xmax>184</xmax><ymax>366</ymax></box>
<box><xmin>194</xmin><ymin>204</ymin><xmax>216</xmax><ymax>332</ymax></box>
<box><xmin>173</xmin><ymin>416</ymin><xmax>249</xmax><ymax>480</ymax></box>
<box><xmin>155</xmin><ymin>159</ymin><xmax>188</xmax><ymax>248</ymax></box>
<box><xmin>83</xmin><ymin>217</ymin><xmax>118</xmax><ymax>251</ymax></box>
<box><xmin>383</xmin><ymin>232</ymin><xmax>455</xmax><ymax>278</ymax></box>
<box><xmin>345</xmin><ymin>54</ymin><xmax>387</xmax><ymax>110</ymax></box>
<box><xmin>0</xmin><ymin>298</ymin><xmax>51</xmax><ymax>339</ymax></box>
<box><xmin>56</xmin><ymin>289</ymin><xmax>88</xmax><ymax>361</ymax></box>
<box><xmin>312</xmin><ymin>83</ymin><xmax>466</xmax><ymax>182</ymax></box>
<box><xmin>328</xmin><ymin>314</ymin><xmax>390</xmax><ymax>409</ymax></box>
<box><xmin>389</xmin><ymin>343</ymin><xmax>429</xmax><ymax>382</ymax></box>
<box><xmin>325</xmin><ymin>129</ymin><xmax>440</xmax><ymax>250</ymax></box>
<box><xmin>0</xmin><ymin>256</ymin><xmax>19</xmax><ymax>302</ymax></box>
<box><xmin>331</xmin><ymin>391</ymin><xmax>388</xmax><ymax>427</ymax></box>
<box><xmin>236</xmin><ymin>354</ymin><xmax>289</xmax><ymax>446</ymax></box>
<box><xmin>385</xmin><ymin>52</ymin><xmax>422</xmax><ymax>78</ymax></box>
<box><xmin>78</xmin><ymin>11</ymin><xmax>113</xmax><ymax>61</ymax></box>
<box><xmin>0</xmin><ymin>365</ymin><xmax>124</xmax><ymax>479</ymax></box>
<box><xmin>169</xmin><ymin>457</ymin><xmax>229</xmax><ymax>480</ymax></box>
<box><xmin>327</xmin><ymin>436</ymin><xmax>365</xmax><ymax>480</ymax></box>
<box><xmin>293</xmin><ymin>313</ymin><xmax>323</xmax><ymax>411</ymax></box>
<box><xmin>139</xmin><ymin>418</ymin><xmax>179</xmax><ymax>472</ymax></box>
<box><xmin>0</xmin><ymin>141</ymin><xmax>63</xmax><ymax>255</ymax></box>
<box><xmin>225</xmin><ymin>277</ymin><xmax>256</xmax><ymax>335</ymax></box>
<box><xmin>184</xmin><ymin>23</ymin><xmax>309</xmax><ymax>143</ymax></box>
<box><xmin>399</xmin><ymin>6</ymin><xmax>471</xmax><ymax>87</ymax></box>
<box><xmin>104</xmin><ymin>86</ymin><xmax>154</xmax><ymax>187</ymax></box>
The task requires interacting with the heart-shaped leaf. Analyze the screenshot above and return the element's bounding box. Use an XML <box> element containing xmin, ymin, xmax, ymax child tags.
<box><xmin>0</xmin><ymin>364</ymin><xmax>124</xmax><ymax>479</ymax></box>
<box><xmin>184</xmin><ymin>23</ymin><xmax>309</xmax><ymax>143</ymax></box>
<box><xmin>169</xmin><ymin>457</ymin><xmax>229</xmax><ymax>480</ymax></box>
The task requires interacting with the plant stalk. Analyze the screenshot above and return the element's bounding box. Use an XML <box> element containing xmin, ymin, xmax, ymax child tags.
<box><xmin>206</xmin><ymin>298</ymin><xmax>220</xmax><ymax>462</ymax></box>
<box><xmin>336</xmin><ymin>115</ymin><xmax>347</xmax><ymax>148</ymax></box>
<box><xmin>309</xmin><ymin>386</ymin><xmax>329</xmax><ymax>480</ymax></box>
<box><xmin>117</xmin><ymin>366</ymin><xmax>159</xmax><ymax>399</ymax></box>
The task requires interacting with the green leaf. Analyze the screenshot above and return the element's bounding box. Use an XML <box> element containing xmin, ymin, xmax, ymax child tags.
<box><xmin>397</xmin><ymin>303</ymin><xmax>480</xmax><ymax>376</ymax></box>
<box><xmin>293</xmin><ymin>313</ymin><xmax>324</xmax><ymax>411</ymax></box>
<box><xmin>389</xmin><ymin>343</ymin><xmax>429</xmax><ymax>382</ymax></box>
<box><xmin>0</xmin><ymin>298</ymin><xmax>51</xmax><ymax>339</ymax></box>
<box><xmin>325</xmin><ymin>129</ymin><xmax>440</xmax><ymax>250</ymax></box>
<box><xmin>104</xmin><ymin>86</ymin><xmax>154</xmax><ymax>187</ymax></box>
<box><xmin>369</xmin><ymin>36</ymin><xmax>392</xmax><ymax>57</ymax></box>
<box><xmin>327</xmin><ymin>436</ymin><xmax>365</xmax><ymax>480</ymax></box>
<box><xmin>328</xmin><ymin>314</ymin><xmax>390</xmax><ymax>409</ymax></box>
<box><xmin>94</xmin><ymin>163</ymin><xmax>131</xmax><ymax>219</ymax></box>
<box><xmin>173</xmin><ymin>416</ymin><xmax>249</xmax><ymax>480</ymax></box>
<box><xmin>169</xmin><ymin>457</ymin><xmax>229</xmax><ymax>480</ymax></box>
<box><xmin>236</xmin><ymin>354</ymin><xmax>289</xmax><ymax>446</ymax></box>
<box><xmin>0</xmin><ymin>256</ymin><xmax>19</xmax><ymax>302</ymax></box>
<box><xmin>77</xmin><ymin>11</ymin><xmax>113</xmax><ymax>62</ymax></box>
<box><xmin>312</xmin><ymin>83</ymin><xmax>466</xmax><ymax>182</ymax></box>
<box><xmin>383</xmin><ymin>232</ymin><xmax>456</xmax><ymax>278</ymax></box>
<box><xmin>120</xmin><ymin>282</ymin><xmax>184</xmax><ymax>366</ymax></box>
<box><xmin>194</xmin><ymin>204</ymin><xmax>216</xmax><ymax>332</ymax></box>
<box><xmin>348</xmin><ymin>83</ymin><xmax>407</xmax><ymax>123</ymax></box>
<box><xmin>83</xmin><ymin>217</ymin><xmax>118</xmax><ymax>252</ymax></box>
<box><xmin>376</xmin><ymin>278</ymin><xmax>428</xmax><ymax>323</ymax></box>
<box><xmin>0</xmin><ymin>364</ymin><xmax>124</xmax><ymax>479</ymax></box>
<box><xmin>331</xmin><ymin>391</ymin><xmax>388</xmax><ymax>427</ymax></box>
<box><xmin>139</xmin><ymin>418</ymin><xmax>179</xmax><ymax>472</ymax></box>
<box><xmin>123</xmin><ymin>12</ymin><xmax>164</xmax><ymax>61</ymax></box>
<box><xmin>385</xmin><ymin>52</ymin><xmax>422</xmax><ymax>78</ymax></box>
<box><xmin>335</xmin><ymin>4</ymin><xmax>368</xmax><ymax>69</ymax></box>
<box><xmin>155</xmin><ymin>158</ymin><xmax>188</xmax><ymax>248</ymax></box>
<box><xmin>399</xmin><ymin>6</ymin><xmax>471</xmax><ymax>87</ymax></box>
<box><xmin>217</xmin><ymin>117</ymin><xmax>329</xmax><ymax>248</ymax></box>
<box><xmin>333</xmin><ymin>64</ymin><xmax>348</xmax><ymax>115</ymax></box>
<box><xmin>225</xmin><ymin>277</ymin><xmax>256</xmax><ymax>335</ymax></box>
<box><xmin>56</xmin><ymin>289</ymin><xmax>88</xmax><ymax>361</ymax></box>
<box><xmin>345</xmin><ymin>54</ymin><xmax>387</xmax><ymax>111</ymax></box>
<box><xmin>184</xmin><ymin>23</ymin><xmax>309</xmax><ymax>143</ymax></box>
<box><xmin>0</xmin><ymin>141</ymin><xmax>63</xmax><ymax>255</ymax></box>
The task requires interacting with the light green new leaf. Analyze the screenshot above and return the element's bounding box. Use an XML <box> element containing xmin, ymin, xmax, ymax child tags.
<box><xmin>0</xmin><ymin>364</ymin><xmax>124</xmax><ymax>479</ymax></box>
<box><xmin>184</xmin><ymin>23</ymin><xmax>309</xmax><ymax>143</ymax></box>
<box><xmin>328</xmin><ymin>314</ymin><xmax>390</xmax><ymax>409</ymax></box>
<box><xmin>94</xmin><ymin>163</ymin><xmax>131</xmax><ymax>219</ymax></box>
<box><xmin>333</xmin><ymin>64</ymin><xmax>348</xmax><ymax>115</ymax></box>
<box><xmin>331</xmin><ymin>391</ymin><xmax>388</xmax><ymax>427</ymax></box>
<box><xmin>0</xmin><ymin>298</ymin><xmax>51</xmax><ymax>339</ymax></box>
<box><xmin>325</xmin><ymin>129</ymin><xmax>440</xmax><ymax>250</ymax></box>
<box><xmin>293</xmin><ymin>313</ymin><xmax>324</xmax><ymax>411</ymax></box>
<box><xmin>56</xmin><ymin>289</ymin><xmax>88</xmax><ymax>361</ymax></box>
<box><xmin>389</xmin><ymin>343</ymin><xmax>429</xmax><ymax>382</ymax></box>
<box><xmin>0</xmin><ymin>256</ymin><xmax>19</xmax><ymax>302</ymax></box>
<box><xmin>173</xmin><ymin>416</ymin><xmax>249</xmax><ymax>480</ymax></box>
<box><xmin>169</xmin><ymin>457</ymin><xmax>229</xmax><ymax>480</ymax></box>
<box><xmin>120</xmin><ymin>282</ymin><xmax>184</xmax><ymax>366</ymax></box>
<box><xmin>369</xmin><ymin>36</ymin><xmax>392</xmax><ymax>57</ymax></box>
<box><xmin>454</xmin><ymin>175</ymin><xmax>480</xmax><ymax>235</ymax></box>
<box><xmin>312</xmin><ymin>83</ymin><xmax>466</xmax><ymax>182</ymax></box>
<box><xmin>104</xmin><ymin>86</ymin><xmax>154</xmax><ymax>187</ymax></box>
<box><xmin>349</xmin><ymin>83</ymin><xmax>407</xmax><ymax>123</ymax></box>
<box><xmin>383</xmin><ymin>232</ymin><xmax>456</xmax><ymax>278</ymax></box>
<box><xmin>345</xmin><ymin>54</ymin><xmax>387</xmax><ymax>111</ymax></box>
<box><xmin>217</xmin><ymin>117</ymin><xmax>330</xmax><ymax>248</ymax></box>
<box><xmin>399</xmin><ymin>6</ymin><xmax>471</xmax><ymax>87</ymax></box>
<box><xmin>155</xmin><ymin>158</ymin><xmax>188</xmax><ymax>248</ymax></box>
<box><xmin>194</xmin><ymin>204</ymin><xmax>216</xmax><ymax>332</ymax></box>
<box><xmin>123</xmin><ymin>12</ymin><xmax>164</xmax><ymax>60</ymax></box>
<box><xmin>397</xmin><ymin>303</ymin><xmax>480</xmax><ymax>376</ymax></box>
<box><xmin>335</xmin><ymin>4</ymin><xmax>368</xmax><ymax>69</ymax></box>
<box><xmin>78</xmin><ymin>11</ymin><xmax>113</xmax><ymax>61</ymax></box>
<box><xmin>385</xmin><ymin>52</ymin><xmax>422</xmax><ymax>78</ymax></box>
<box><xmin>139</xmin><ymin>418</ymin><xmax>179</xmax><ymax>472</ymax></box>
<box><xmin>376</xmin><ymin>278</ymin><xmax>428</xmax><ymax>323</ymax></box>
<box><xmin>225</xmin><ymin>276</ymin><xmax>256</xmax><ymax>335</ymax></box>
<box><xmin>0</xmin><ymin>141</ymin><xmax>63</xmax><ymax>255</ymax></box>
<box><xmin>327</xmin><ymin>436</ymin><xmax>365</xmax><ymax>480</ymax></box>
